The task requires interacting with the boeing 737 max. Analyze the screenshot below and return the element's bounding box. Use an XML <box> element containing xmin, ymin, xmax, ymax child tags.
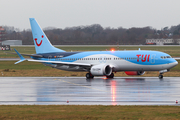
<box><xmin>14</xmin><ymin>18</ymin><xmax>178</xmax><ymax>79</ymax></box>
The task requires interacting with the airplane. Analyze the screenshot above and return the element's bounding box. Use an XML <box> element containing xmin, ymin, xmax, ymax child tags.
<box><xmin>14</xmin><ymin>18</ymin><xmax>178</xmax><ymax>79</ymax></box>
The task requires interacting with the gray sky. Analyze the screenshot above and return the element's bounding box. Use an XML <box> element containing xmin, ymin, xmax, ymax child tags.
<box><xmin>1</xmin><ymin>0</ymin><xmax>180</xmax><ymax>30</ymax></box>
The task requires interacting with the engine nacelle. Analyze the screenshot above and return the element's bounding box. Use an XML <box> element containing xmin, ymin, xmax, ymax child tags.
<box><xmin>90</xmin><ymin>64</ymin><xmax>112</xmax><ymax>76</ymax></box>
<box><xmin>125</xmin><ymin>71</ymin><xmax>145</xmax><ymax>76</ymax></box>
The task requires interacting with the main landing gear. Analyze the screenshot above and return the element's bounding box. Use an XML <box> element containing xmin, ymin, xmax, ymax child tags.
<box><xmin>86</xmin><ymin>73</ymin><xmax>94</xmax><ymax>79</ymax></box>
<box><xmin>106</xmin><ymin>73</ymin><xmax>114</xmax><ymax>78</ymax></box>
<box><xmin>86</xmin><ymin>73</ymin><xmax>114</xmax><ymax>79</ymax></box>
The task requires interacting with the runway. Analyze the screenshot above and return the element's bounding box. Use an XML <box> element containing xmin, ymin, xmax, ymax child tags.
<box><xmin>0</xmin><ymin>77</ymin><xmax>180</xmax><ymax>105</ymax></box>
<box><xmin>0</xmin><ymin>58</ymin><xmax>20</xmax><ymax>61</ymax></box>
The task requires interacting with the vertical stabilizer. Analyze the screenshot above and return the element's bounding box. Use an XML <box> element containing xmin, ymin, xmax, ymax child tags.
<box><xmin>29</xmin><ymin>18</ymin><xmax>65</xmax><ymax>54</ymax></box>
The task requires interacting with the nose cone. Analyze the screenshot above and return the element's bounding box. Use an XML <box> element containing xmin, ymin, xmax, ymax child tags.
<box><xmin>173</xmin><ymin>61</ymin><xmax>178</xmax><ymax>66</ymax></box>
<box><xmin>170</xmin><ymin>60</ymin><xmax>178</xmax><ymax>68</ymax></box>
<box><xmin>175</xmin><ymin>60</ymin><xmax>178</xmax><ymax>66</ymax></box>
<box><xmin>166</xmin><ymin>58</ymin><xmax>178</xmax><ymax>69</ymax></box>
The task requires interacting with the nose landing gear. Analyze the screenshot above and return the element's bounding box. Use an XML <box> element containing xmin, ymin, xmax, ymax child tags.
<box><xmin>159</xmin><ymin>73</ymin><xmax>163</xmax><ymax>79</ymax></box>
<box><xmin>158</xmin><ymin>69</ymin><xmax>169</xmax><ymax>79</ymax></box>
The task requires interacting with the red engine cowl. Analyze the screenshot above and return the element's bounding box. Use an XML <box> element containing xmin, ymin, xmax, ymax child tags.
<box><xmin>125</xmin><ymin>71</ymin><xmax>145</xmax><ymax>75</ymax></box>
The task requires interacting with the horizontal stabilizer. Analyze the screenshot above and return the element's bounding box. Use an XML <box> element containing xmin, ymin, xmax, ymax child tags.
<box><xmin>15</xmin><ymin>59</ymin><xmax>26</xmax><ymax>64</ymax></box>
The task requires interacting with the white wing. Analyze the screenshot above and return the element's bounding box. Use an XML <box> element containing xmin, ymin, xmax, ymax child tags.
<box><xmin>173</xmin><ymin>57</ymin><xmax>180</xmax><ymax>60</ymax></box>
<box><xmin>27</xmin><ymin>59</ymin><xmax>91</xmax><ymax>67</ymax></box>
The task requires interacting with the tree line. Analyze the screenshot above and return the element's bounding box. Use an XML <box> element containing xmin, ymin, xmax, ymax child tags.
<box><xmin>2</xmin><ymin>24</ymin><xmax>180</xmax><ymax>45</ymax></box>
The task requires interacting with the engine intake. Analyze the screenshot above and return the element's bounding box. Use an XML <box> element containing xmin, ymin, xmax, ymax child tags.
<box><xmin>125</xmin><ymin>71</ymin><xmax>145</xmax><ymax>76</ymax></box>
<box><xmin>90</xmin><ymin>64</ymin><xmax>112</xmax><ymax>76</ymax></box>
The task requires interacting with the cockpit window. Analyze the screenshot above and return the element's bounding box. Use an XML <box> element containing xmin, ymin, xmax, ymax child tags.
<box><xmin>161</xmin><ymin>56</ymin><xmax>172</xmax><ymax>59</ymax></box>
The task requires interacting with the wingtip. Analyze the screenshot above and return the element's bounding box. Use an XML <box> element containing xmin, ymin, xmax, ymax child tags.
<box><xmin>14</xmin><ymin>48</ymin><xmax>25</xmax><ymax>61</ymax></box>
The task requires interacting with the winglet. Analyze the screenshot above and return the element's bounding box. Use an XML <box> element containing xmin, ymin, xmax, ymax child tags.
<box><xmin>14</xmin><ymin>48</ymin><xmax>26</xmax><ymax>64</ymax></box>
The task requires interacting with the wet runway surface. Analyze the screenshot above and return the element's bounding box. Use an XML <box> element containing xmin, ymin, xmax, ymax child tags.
<box><xmin>0</xmin><ymin>58</ymin><xmax>20</xmax><ymax>61</ymax></box>
<box><xmin>0</xmin><ymin>77</ymin><xmax>180</xmax><ymax>105</ymax></box>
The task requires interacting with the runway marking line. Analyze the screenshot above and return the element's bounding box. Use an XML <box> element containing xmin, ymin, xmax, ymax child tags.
<box><xmin>30</xmin><ymin>80</ymin><xmax>50</xmax><ymax>84</ymax></box>
<box><xmin>57</xmin><ymin>79</ymin><xmax>106</xmax><ymax>92</ymax></box>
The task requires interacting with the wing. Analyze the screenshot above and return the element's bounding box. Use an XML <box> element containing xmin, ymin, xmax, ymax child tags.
<box><xmin>173</xmin><ymin>57</ymin><xmax>180</xmax><ymax>60</ymax></box>
<box><xmin>28</xmin><ymin>59</ymin><xmax>91</xmax><ymax>68</ymax></box>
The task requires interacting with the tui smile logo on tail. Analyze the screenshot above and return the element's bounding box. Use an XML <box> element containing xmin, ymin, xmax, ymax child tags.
<box><xmin>34</xmin><ymin>35</ymin><xmax>43</xmax><ymax>46</ymax></box>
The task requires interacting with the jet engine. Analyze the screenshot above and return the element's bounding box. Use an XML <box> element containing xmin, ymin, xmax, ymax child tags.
<box><xmin>125</xmin><ymin>71</ymin><xmax>145</xmax><ymax>75</ymax></box>
<box><xmin>90</xmin><ymin>64</ymin><xmax>112</xmax><ymax>76</ymax></box>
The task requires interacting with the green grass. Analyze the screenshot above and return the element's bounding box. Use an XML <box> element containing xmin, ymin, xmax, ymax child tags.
<box><xmin>0</xmin><ymin>61</ymin><xmax>48</xmax><ymax>70</ymax></box>
<box><xmin>0</xmin><ymin>105</ymin><xmax>180</xmax><ymax>120</ymax></box>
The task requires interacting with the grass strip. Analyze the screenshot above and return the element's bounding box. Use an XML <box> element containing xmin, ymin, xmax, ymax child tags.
<box><xmin>0</xmin><ymin>105</ymin><xmax>180</xmax><ymax>120</ymax></box>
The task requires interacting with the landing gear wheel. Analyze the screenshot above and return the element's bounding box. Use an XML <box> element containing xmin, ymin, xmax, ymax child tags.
<box><xmin>159</xmin><ymin>74</ymin><xmax>163</xmax><ymax>79</ymax></box>
<box><xmin>86</xmin><ymin>73</ymin><xmax>94</xmax><ymax>79</ymax></box>
<box><xmin>106</xmin><ymin>73</ymin><xmax>114</xmax><ymax>78</ymax></box>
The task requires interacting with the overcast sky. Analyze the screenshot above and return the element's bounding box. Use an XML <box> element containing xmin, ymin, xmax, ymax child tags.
<box><xmin>1</xmin><ymin>0</ymin><xmax>180</xmax><ymax>30</ymax></box>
